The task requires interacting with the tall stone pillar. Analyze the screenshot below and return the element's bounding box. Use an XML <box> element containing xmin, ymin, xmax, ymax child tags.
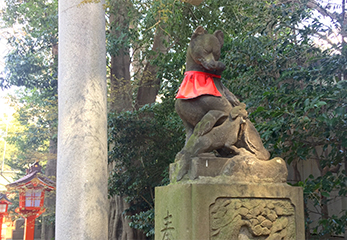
<box><xmin>56</xmin><ymin>1</ymin><xmax>108</xmax><ymax>239</ymax></box>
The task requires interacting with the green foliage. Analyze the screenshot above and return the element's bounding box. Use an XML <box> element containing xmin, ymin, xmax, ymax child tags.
<box><xmin>1</xmin><ymin>0</ymin><xmax>58</xmax><ymax>173</ymax></box>
<box><xmin>106</xmin><ymin>0</ymin><xmax>347</xmax><ymax>237</ymax></box>
<box><xmin>127</xmin><ymin>209</ymin><xmax>155</xmax><ymax>237</ymax></box>
<box><xmin>2</xmin><ymin>0</ymin><xmax>347</xmax><ymax>238</ymax></box>
<box><xmin>1</xmin><ymin>0</ymin><xmax>58</xmax><ymax>91</ymax></box>
<box><xmin>108</xmin><ymin>100</ymin><xmax>184</xmax><ymax>237</ymax></box>
<box><xmin>5</xmin><ymin>88</ymin><xmax>57</xmax><ymax>172</ymax></box>
<box><xmin>299</xmin><ymin>171</ymin><xmax>347</xmax><ymax>237</ymax></box>
<box><xmin>217</xmin><ymin>1</ymin><xmax>347</xmax><ymax>237</ymax></box>
<box><xmin>0</xmin><ymin>110</ymin><xmax>19</xmax><ymax>171</ymax></box>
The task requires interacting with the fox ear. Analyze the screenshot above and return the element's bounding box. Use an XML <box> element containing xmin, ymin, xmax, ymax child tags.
<box><xmin>192</xmin><ymin>26</ymin><xmax>207</xmax><ymax>39</ymax></box>
<box><xmin>214</xmin><ymin>30</ymin><xmax>224</xmax><ymax>47</ymax></box>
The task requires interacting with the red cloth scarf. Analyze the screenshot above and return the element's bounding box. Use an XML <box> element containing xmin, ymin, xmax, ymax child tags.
<box><xmin>175</xmin><ymin>71</ymin><xmax>222</xmax><ymax>99</ymax></box>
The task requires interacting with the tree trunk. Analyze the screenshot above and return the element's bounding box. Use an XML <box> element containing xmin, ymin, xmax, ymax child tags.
<box><xmin>135</xmin><ymin>27</ymin><xmax>168</xmax><ymax>109</ymax></box>
<box><xmin>109</xmin><ymin>1</ymin><xmax>132</xmax><ymax>112</ymax></box>
<box><xmin>108</xmin><ymin>1</ymin><xmax>147</xmax><ymax>239</ymax></box>
<box><xmin>108</xmin><ymin>3</ymin><xmax>170</xmax><ymax>238</ymax></box>
<box><xmin>42</xmin><ymin>42</ymin><xmax>58</xmax><ymax>240</ymax></box>
<box><xmin>108</xmin><ymin>162</ymin><xmax>147</xmax><ymax>240</ymax></box>
<box><xmin>41</xmin><ymin>138</ymin><xmax>57</xmax><ymax>240</ymax></box>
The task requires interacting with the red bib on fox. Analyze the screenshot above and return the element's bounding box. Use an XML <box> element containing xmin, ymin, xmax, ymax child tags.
<box><xmin>175</xmin><ymin>71</ymin><xmax>222</xmax><ymax>99</ymax></box>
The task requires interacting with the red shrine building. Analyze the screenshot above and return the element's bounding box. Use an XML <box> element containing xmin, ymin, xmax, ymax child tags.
<box><xmin>6</xmin><ymin>161</ymin><xmax>55</xmax><ymax>240</ymax></box>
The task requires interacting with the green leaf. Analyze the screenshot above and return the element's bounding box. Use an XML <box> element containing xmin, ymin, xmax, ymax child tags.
<box><xmin>321</xmin><ymin>192</ymin><xmax>330</xmax><ymax>198</ymax></box>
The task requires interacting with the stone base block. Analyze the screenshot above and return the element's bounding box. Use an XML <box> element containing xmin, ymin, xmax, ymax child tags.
<box><xmin>170</xmin><ymin>154</ymin><xmax>288</xmax><ymax>183</ymax></box>
<box><xmin>155</xmin><ymin>183</ymin><xmax>304</xmax><ymax>240</ymax></box>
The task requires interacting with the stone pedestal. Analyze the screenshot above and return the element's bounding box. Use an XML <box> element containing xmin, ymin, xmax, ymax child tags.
<box><xmin>155</xmin><ymin>183</ymin><xmax>304</xmax><ymax>240</ymax></box>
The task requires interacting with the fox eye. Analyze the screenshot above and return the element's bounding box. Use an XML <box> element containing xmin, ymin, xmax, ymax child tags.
<box><xmin>204</xmin><ymin>46</ymin><xmax>212</xmax><ymax>53</ymax></box>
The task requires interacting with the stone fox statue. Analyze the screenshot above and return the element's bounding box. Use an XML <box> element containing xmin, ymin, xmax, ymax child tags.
<box><xmin>175</xmin><ymin>26</ymin><xmax>270</xmax><ymax>181</ymax></box>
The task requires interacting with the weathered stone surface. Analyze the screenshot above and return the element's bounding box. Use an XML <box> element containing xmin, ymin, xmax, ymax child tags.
<box><xmin>56</xmin><ymin>0</ymin><xmax>108</xmax><ymax>239</ymax></box>
<box><xmin>221</xmin><ymin>155</ymin><xmax>288</xmax><ymax>183</ymax></box>
<box><xmin>170</xmin><ymin>154</ymin><xmax>229</xmax><ymax>181</ymax></box>
<box><xmin>170</xmin><ymin>153</ymin><xmax>288</xmax><ymax>183</ymax></box>
<box><xmin>155</xmin><ymin>183</ymin><xmax>304</xmax><ymax>240</ymax></box>
<box><xmin>174</xmin><ymin>26</ymin><xmax>270</xmax><ymax>181</ymax></box>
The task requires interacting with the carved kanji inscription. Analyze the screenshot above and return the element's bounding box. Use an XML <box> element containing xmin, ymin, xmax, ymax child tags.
<box><xmin>161</xmin><ymin>210</ymin><xmax>174</xmax><ymax>240</ymax></box>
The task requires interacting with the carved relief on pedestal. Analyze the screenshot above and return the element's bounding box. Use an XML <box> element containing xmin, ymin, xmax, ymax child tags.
<box><xmin>210</xmin><ymin>198</ymin><xmax>295</xmax><ymax>240</ymax></box>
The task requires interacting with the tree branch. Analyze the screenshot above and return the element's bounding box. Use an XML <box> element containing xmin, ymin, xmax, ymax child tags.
<box><xmin>306</xmin><ymin>0</ymin><xmax>338</xmax><ymax>22</ymax></box>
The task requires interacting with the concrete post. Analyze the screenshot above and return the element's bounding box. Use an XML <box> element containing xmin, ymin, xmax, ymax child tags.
<box><xmin>56</xmin><ymin>0</ymin><xmax>108</xmax><ymax>239</ymax></box>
